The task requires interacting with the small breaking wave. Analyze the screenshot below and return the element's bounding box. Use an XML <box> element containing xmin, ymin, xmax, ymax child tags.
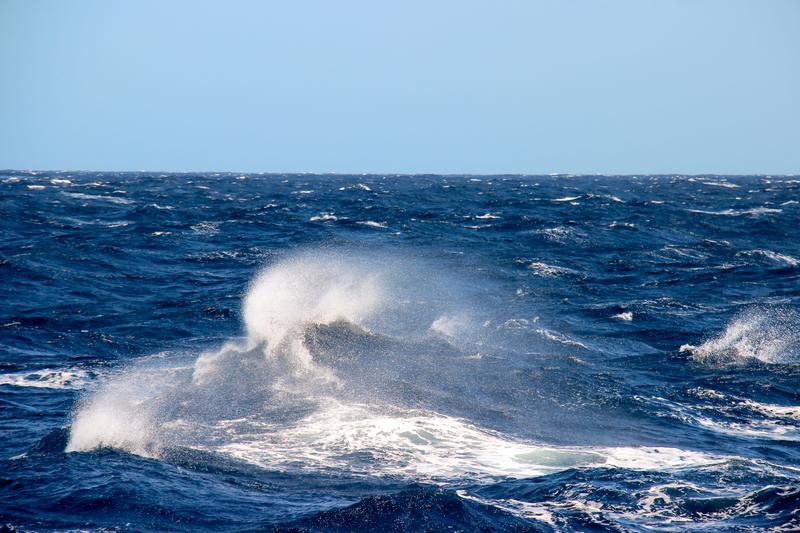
<box><xmin>527</xmin><ymin>262</ymin><xmax>582</xmax><ymax>277</ymax></box>
<box><xmin>62</xmin><ymin>191</ymin><xmax>133</xmax><ymax>205</ymax></box>
<box><xmin>737</xmin><ymin>249</ymin><xmax>798</xmax><ymax>268</ymax></box>
<box><xmin>0</xmin><ymin>367</ymin><xmax>99</xmax><ymax>390</ymax></box>
<box><xmin>356</xmin><ymin>220</ymin><xmax>387</xmax><ymax>229</ymax></box>
<box><xmin>680</xmin><ymin>308</ymin><xmax>800</xmax><ymax>365</ymax></box>
<box><xmin>642</xmin><ymin>392</ymin><xmax>800</xmax><ymax>442</ymax></box>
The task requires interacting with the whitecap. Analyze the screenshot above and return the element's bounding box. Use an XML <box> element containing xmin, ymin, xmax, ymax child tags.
<box><xmin>0</xmin><ymin>368</ymin><xmax>97</xmax><ymax>390</ymax></box>
<box><xmin>536</xmin><ymin>328</ymin><xmax>588</xmax><ymax>349</ymax></box>
<box><xmin>498</xmin><ymin>318</ymin><xmax>530</xmax><ymax>330</ymax></box>
<box><xmin>644</xmin><ymin>394</ymin><xmax>800</xmax><ymax>442</ymax></box>
<box><xmin>63</xmin><ymin>192</ymin><xmax>133</xmax><ymax>205</ymax></box>
<box><xmin>357</xmin><ymin>220</ymin><xmax>387</xmax><ymax>229</ymax></box>
<box><xmin>737</xmin><ymin>249</ymin><xmax>798</xmax><ymax>268</ymax></box>
<box><xmin>527</xmin><ymin>262</ymin><xmax>581</xmax><ymax>277</ymax></box>
<box><xmin>190</xmin><ymin>222</ymin><xmax>220</xmax><ymax>235</ymax></box>
<box><xmin>310</xmin><ymin>213</ymin><xmax>338</xmax><ymax>222</ymax></box>
<box><xmin>536</xmin><ymin>227</ymin><xmax>574</xmax><ymax>242</ymax></box>
<box><xmin>700</xmin><ymin>180</ymin><xmax>739</xmax><ymax>189</ymax></box>
<box><xmin>687</xmin><ymin>207</ymin><xmax>781</xmax><ymax>216</ymax></box>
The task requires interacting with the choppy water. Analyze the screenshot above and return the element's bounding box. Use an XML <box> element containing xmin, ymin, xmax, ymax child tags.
<box><xmin>2</xmin><ymin>171</ymin><xmax>800</xmax><ymax>532</ymax></box>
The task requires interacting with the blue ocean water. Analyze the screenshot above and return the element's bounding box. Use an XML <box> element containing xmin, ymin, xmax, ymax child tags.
<box><xmin>1</xmin><ymin>171</ymin><xmax>799</xmax><ymax>532</ymax></box>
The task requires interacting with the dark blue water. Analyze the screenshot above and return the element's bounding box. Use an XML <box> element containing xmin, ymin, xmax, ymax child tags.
<box><xmin>2</xmin><ymin>172</ymin><xmax>799</xmax><ymax>532</ymax></box>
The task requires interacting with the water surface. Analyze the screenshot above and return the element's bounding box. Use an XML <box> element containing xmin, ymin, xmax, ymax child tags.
<box><xmin>2</xmin><ymin>172</ymin><xmax>799</xmax><ymax>531</ymax></box>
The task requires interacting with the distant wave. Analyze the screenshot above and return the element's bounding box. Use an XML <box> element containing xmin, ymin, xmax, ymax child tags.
<box><xmin>686</xmin><ymin>207</ymin><xmax>782</xmax><ymax>217</ymax></box>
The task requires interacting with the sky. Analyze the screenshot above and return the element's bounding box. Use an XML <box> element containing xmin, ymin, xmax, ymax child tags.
<box><xmin>1</xmin><ymin>0</ymin><xmax>798</xmax><ymax>174</ymax></box>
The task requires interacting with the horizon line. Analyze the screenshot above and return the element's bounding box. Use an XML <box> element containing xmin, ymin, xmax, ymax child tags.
<box><xmin>2</xmin><ymin>168</ymin><xmax>798</xmax><ymax>178</ymax></box>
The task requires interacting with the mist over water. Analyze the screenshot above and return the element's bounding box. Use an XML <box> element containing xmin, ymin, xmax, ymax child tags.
<box><xmin>2</xmin><ymin>172</ymin><xmax>800</xmax><ymax>531</ymax></box>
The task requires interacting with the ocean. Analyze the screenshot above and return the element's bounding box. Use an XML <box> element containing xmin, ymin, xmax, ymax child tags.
<box><xmin>1</xmin><ymin>171</ymin><xmax>799</xmax><ymax>532</ymax></box>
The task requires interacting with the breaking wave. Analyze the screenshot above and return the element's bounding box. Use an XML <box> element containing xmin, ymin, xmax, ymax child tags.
<box><xmin>680</xmin><ymin>308</ymin><xmax>800</xmax><ymax>365</ymax></box>
<box><xmin>67</xmin><ymin>250</ymin><xmax>727</xmax><ymax>482</ymax></box>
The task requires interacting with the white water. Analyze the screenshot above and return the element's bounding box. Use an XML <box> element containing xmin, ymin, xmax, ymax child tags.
<box><xmin>208</xmin><ymin>400</ymin><xmax>727</xmax><ymax>482</ymax></box>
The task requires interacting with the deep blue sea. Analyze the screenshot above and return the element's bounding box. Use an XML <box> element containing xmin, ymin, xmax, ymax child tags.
<box><xmin>2</xmin><ymin>172</ymin><xmax>800</xmax><ymax>532</ymax></box>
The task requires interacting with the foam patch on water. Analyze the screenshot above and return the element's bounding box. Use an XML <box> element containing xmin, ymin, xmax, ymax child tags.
<box><xmin>209</xmin><ymin>401</ymin><xmax>726</xmax><ymax>482</ymax></box>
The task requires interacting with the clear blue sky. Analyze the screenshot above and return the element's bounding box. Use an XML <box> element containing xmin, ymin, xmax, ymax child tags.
<box><xmin>1</xmin><ymin>0</ymin><xmax>798</xmax><ymax>174</ymax></box>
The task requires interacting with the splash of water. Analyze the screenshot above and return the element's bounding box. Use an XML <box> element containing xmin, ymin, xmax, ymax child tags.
<box><xmin>67</xmin><ymin>250</ymin><xmax>465</xmax><ymax>458</ymax></box>
<box><xmin>243</xmin><ymin>253</ymin><xmax>385</xmax><ymax>348</ymax></box>
<box><xmin>193</xmin><ymin>251</ymin><xmax>388</xmax><ymax>387</ymax></box>
<box><xmin>681</xmin><ymin>308</ymin><xmax>800</xmax><ymax>365</ymax></box>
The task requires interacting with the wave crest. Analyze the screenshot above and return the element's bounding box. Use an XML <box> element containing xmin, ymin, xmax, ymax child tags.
<box><xmin>67</xmin><ymin>250</ymin><xmax>468</xmax><ymax>460</ymax></box>
<box><xmin>243</xmin><ymin>252</ymin><xmax>385</xmax><ymax>349</ymax></box>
